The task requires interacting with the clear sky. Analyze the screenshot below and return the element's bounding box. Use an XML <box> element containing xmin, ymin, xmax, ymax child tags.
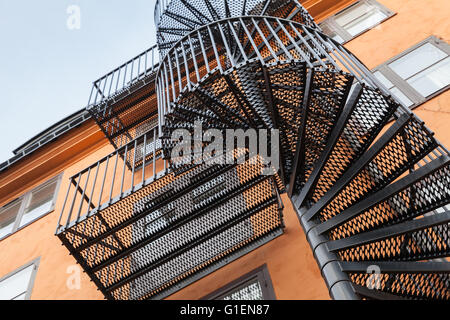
<box><xmin>0</xmin><ymin>0</ymin><xmax>157</xmax><ymax>163</ymax></box>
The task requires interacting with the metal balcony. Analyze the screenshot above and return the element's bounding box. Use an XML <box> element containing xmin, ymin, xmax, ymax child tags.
<box><xmin>56</xmin><ymin>129</ymin><xmax>284</xmax><ymax>300</ymax></box>
<box><xmin>87</xmin><ymin>45</ymin><xmax>160</xmax><ymax>148</ymax></box>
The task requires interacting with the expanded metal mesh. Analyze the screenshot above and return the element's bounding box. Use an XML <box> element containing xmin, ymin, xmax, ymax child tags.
<box><xmin>349</xmin><ymin>272</ymin><xmax>450</xmax><ymax>300</ymax></box>
<box><xmin>55</xmin><ymin>1</ymin><xmax>450</xmax><ymax>301</ymax></box>
<box><xmin>317</xmin><ymin>117</ymin><xmax>437</xmax><ymax>223</ymax></box>
<box><xmin>329</xmin><ymin>164</ymin><xmax>450</xmax><ymax>241</ymax></box>
<box><xmin>58</xmin><ymin>152</ymin><xmax>283</xmax><ymax>300</ymax></box>
<box><xmin>307</xmin><ymin>87</ymin><xmax>399</xmax><ymax>204</ymax></box>
<box><xmin>89</xmin><ymin>80</ymin><xmax>159</xmax><ymax>148</ymax></box>
<box><xmin>156</xmin><ymin>0</ymin><xmax>316</xmax><ymax>55</ymax></box>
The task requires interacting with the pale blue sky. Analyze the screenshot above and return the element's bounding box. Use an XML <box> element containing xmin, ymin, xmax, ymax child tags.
<box><xmin>0</xmin><ymin>0</ymin><xmax>157</xmax><ymax>162</ymax></box>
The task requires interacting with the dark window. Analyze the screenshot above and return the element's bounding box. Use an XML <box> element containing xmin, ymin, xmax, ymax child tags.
<box><xmin>203</xmin><ymin>265</ymin><xmax>276</xmax><ymax>300</ymax></box>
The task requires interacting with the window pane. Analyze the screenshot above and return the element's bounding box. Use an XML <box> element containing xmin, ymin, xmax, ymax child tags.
<box><xmin>374</xmin><ymin>71</ymin><xmax>394</xmax><ymax>89</ymax></box>
<box><xmin>389</xmin><ymin>42</ymin><xmax>447</xmax><ymax>80</ymax></box>
<box><xmin>0</xmin><ymin>199</ymin><xmax>21</xmax><ymax>239</ymax></box>
<box><xmin>12</xmin><ymin>292</ymin><xmax>27</xmax><ymax>300</ymax></box>
<box><xmin>220</xmin><ymin>279</ymin><xmax>264</xmax><ymax>300</ymax></box>
<box><xmin>0</xmin><ymin>265</ymin><xmax>34</xmax><ymax>300</ymax></box>
<box><xmin>407</xmin><ymin>57</ymin><xmax>450</xmax><ymax>97</ymax></box>
<box><xmin>335</xmin><ymin>2</ymin><xmax>387</xmax><ymax>37</ymax></box>
<box><xmin>345</xmin><ymin>9</ymin><xmax>387</xmax><ymax>36</ymax></box>
<box><xmin>20</xmin><ymin>180</ymin><xmax>58</xmax><ymax>227</ymax></box>
<box><xmin>320</xmin><ymin>23</ymin><xmax>345</xmax><ymax>44</ymax></box>
<box><xmin>335</xmin><ymin>2</ymin><xmax>373</xmax><ymax>27</ymax></box>
<box><xmin>390</xmin><ymin>87</ymin><xmax>414</xmax><ymax>107</ymax></box>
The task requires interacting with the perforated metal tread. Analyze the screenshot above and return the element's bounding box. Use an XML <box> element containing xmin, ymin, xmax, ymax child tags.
<box><xmin>155</xmin><ymin>0</ymin><xmax>316</xmax><ymax>55</ymax></box>
<box><xmin>58</xmin><ymin>152</ymin><xmax>284</xmax><ymax>300</ymax></box>
<box><xmin>56</xmin><ymin>2</ymin><xmax>450</xmax><ymax>301</ymax></box>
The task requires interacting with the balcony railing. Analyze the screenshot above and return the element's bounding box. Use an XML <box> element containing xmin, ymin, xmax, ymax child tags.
<box><xmin>56</xmin><ymin>128</ymin><xmax>284</xmax><ymax>299</ymax></box>
<box><xmin>56</xmin><ymin>127</ymin><xmax>164</xmax><ymax>233</ymax></box>
<box><xmin>87</xmin><ymin>45</ymin><xmax>160</xmax><ymax>149</ymax></box>
<box><xmin>155</xmin><ymin>16</ymin><xmax>388</xmax><ymax>130</ymax></box>
<box><xmin>88</xmin><ymin>45</ymin><xmax>160</xmax><ymax>108</ymax></box>
<box><xmin>154</xmin><ymin>0</ymin><xmax>317</xmax><ymax>53</ymax></box>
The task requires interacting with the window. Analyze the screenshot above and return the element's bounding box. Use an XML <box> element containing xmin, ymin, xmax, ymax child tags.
<box><xmin>203</xmin><ymin>265</ymin><xmax>276</xmax><ymax>300</ymax></box>
<box><xmin>134</xmin><ymin>118</ymin><xmax>161</xmax><ymax>167</ymax></box>
<box><xmin>373</xmin><ymin>36</ymin><xmax>450</xmax><ymax>108</ymax></box>
<box><xmin>0</xmin><ymin>258</ymin><xmax>40</xmax><ymax>300</ymax></box>
<box><xmin>0</xmin><ymin>175</ymin><xmax>62</xmax><ymax>240</ymax></box>
<box><xmin>320</xmin><ymin>0</ymin><xmax>394</xmax><ymax>43</ymax></box>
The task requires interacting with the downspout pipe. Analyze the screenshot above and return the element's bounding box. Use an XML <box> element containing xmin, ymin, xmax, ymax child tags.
<box><xmin>294</xmin><ymin>202</ymin><xmax>359</xmax><ymax>300</ymax></box>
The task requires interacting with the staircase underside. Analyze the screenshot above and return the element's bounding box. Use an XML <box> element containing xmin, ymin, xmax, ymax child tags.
<box><xmin>56</xmin><ymin>5</ymin><xmax>450</xmax><ymax>300</ymax></box>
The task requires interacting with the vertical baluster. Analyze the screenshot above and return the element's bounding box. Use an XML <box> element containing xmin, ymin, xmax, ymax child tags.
<box><xmin>131</xmin><ymin>139</ymin><xmax>138</xmax><ymax>191</ymax></box>
<box><xmin>153</xmin><ymin>128</ymin><xmax>157</xmax><ymax>179</ymax></box>
<box><xmin>263</xmin><ymin>18</ymin><xmax>293</xmax><ymax>60</ymax></box>
<box><xmin>198</xmin><ymin>29</ymin><xmax>210</xmax><ymax>74</ymax></box>
<box><xmin>167</xmin><ymin>52</ymin><xmax>177</xmax><ymax>101</ymax></box>
<box><xmin>76</xmin><ymin>168</ymin><xmax>91</xmax><ymax>223</ymax></box>
<box><xmin>207</xmin><ymin>25</ymin><xmax>223</xmax><ymax>73</ymax></box>
<box><xmin>174</xmin><ymin>48</ymin><xmax>183</xmax><ymax>93</ymax></box>
<box><xmin>66</xmin><ymin>173</ymin><xmax>82</xmax><ymax>228</ymax></box>
<box><xmin>180</xmin><ymin>40</ymin><xmax>192</xmax><ymax>91</ymax></box>
<box><xmin>98</xmin><ymin>156</ymin><xmax>110</xmax><ymax>209</ymax></box>
<box><xmin>119</xmin><ymin>145</ymin><xmax>129</xmax><ymax>198</ymax></box>
<box><xmin>227</xmin><ymin>20</ymin><xmax>248</xmax><ymax>62</ymax></box>
<box><xmin>56</xmin><ymin>177</ymin><xmax>72</xmax><ymax>233</ymax></box>
<box><xmin>188</xmin><ymin>34</ymin><xmax>201</xmax><ymax>82</ymax></box>
<box><xmin>86</xmin><ymin>162</ymin><xmax>100</xmax><ymax>216</ymax></box>
<box><xmin>115</xmin><ymin>68</ymin><xmax>121</xmax><ymax>93</ymax></box>
<box><xmin>239</xmin><ymin>18</ymin><xmax>265</xmax><ymax>64</ymax></box>
<box><xmin>142</xmin><ymin>133</ymin><xmax>147</xmax><ymax>185</ymax></box>
<box><xmin>109</xmin><ymin>151</ymin><xmax>119</xmax><ymax>204</ymax></box>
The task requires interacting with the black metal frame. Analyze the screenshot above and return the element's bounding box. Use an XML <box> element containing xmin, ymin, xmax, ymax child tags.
<box><xmin>55</xmin><ymin>0</ymin><xmax>450</xmax><ymax>301</ymax></box>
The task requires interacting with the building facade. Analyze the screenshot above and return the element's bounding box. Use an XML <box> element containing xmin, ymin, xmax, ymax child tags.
<box><xmin>0</xmin><ymin>0</ymin><xmax>449</xmax><ymax>300</ymax></box>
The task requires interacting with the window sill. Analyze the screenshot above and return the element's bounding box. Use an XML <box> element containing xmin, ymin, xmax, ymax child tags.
<box><xmin>0</xmin><ymin>209</ymin><xmax>55</xmax><ymax>242</ymax></box>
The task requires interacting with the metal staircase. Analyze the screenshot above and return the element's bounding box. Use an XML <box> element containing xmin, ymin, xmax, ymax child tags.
<box><xmin>154</xmin><ymin>2</ymin><xmax>450</xmax><ymax>300</ymax></box>
<box><xmin>56</xmin><ymin>0</ymin><xmax>449</xmax><ymax>300</ymax></box>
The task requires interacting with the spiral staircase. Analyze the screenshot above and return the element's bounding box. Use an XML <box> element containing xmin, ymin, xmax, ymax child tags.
<box><xmin>56</xmin><ymin>0</ymin><xmax>449</xmax><ymax>300</ymax></box>
<box><xmin>155</xmin><ymin>0</ymin><xmax>450</xmax><ymax>300</ymax></box>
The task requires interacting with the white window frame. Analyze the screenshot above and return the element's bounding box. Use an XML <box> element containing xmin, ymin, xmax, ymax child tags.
<box><xmin>0</xmin><ymin>174</ymin><xmax>63</xmax><ymax>241</ymax></box>
<box><xmin>0</xmin><ymin>258</ymin><xmax>40</xmax><ymax>300</ymax></box>
<box><xmin>320</xmin><ymin>0</ymin><xmax>395</xmax><ymax>44</ymax></box>
<box><xmin>373</xmin><ymin>36</ymin><xmax>450</xmax><ymax>109</ymax></box>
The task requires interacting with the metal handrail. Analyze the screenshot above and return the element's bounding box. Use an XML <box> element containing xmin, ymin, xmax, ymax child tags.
<box><xmin>155</xmin><ymin>16</ymin><xmax>381</xmax><ymax>125</ymax></box>
<box><xmin>56</xmin><ymin>126</ymin><xmax>167</xmax><ymax>234</ymax></box>
<box><xmin>88</xmin><ymin>45</ymin><xmax>160</xmax><ymax>108</ymax></box>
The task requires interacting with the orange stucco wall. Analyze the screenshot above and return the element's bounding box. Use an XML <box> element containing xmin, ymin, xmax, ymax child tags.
<box><xmin>167</xmin><ymin>193</ymin><xmax>329</xmax><ymax>300</ymax></box>
<box><xmin>0</xmin><ymin>0</ymin><xmax>448</xmax><ymax>300</ymax></box>
<box><xmin>0</xmin><ymin>120</ymin><xmax>110</xmax><ymax>299</ymax></box>
<box><xmin>320</xmin><ymin>0</ymin><xmax>450</xmax><ymax>147</ymax></box>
